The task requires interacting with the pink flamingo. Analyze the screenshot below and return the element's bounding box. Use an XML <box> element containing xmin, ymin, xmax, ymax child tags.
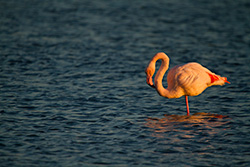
<box><xmin>145</xmin><ymin>52</ymin><xmax>230</xmax><ymax>116</ymax></box>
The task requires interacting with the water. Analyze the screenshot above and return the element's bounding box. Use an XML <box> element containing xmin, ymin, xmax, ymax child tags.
<box><xmin>0</xmin><ymin>0</ymin><xmax>250</xmax><ymax>166</ymax></box>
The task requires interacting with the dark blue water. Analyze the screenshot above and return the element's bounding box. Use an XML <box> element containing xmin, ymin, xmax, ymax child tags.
<box><xmin>1</xmin><ymin>0</ymin><xmax>250</xmax><ymax>166</ymax></box>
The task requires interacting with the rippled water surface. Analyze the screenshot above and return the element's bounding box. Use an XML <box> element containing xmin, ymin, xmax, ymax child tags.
<box><xmin>1</xmin><ymin>0</ymin><xmax>250</xmax><ymax>166</ymax></box>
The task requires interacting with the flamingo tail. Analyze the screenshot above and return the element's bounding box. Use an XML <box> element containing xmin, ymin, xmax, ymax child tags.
<box><xmin>207</xmin><ymin>72</ymin><xmax>230</xmax><ymax>85</ymax></box>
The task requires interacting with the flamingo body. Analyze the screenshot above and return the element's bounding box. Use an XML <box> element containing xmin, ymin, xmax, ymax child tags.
<box><xmin>145</xmin><ymin>52</ymin><xmax>230</xmax><ymax>115</ymax></box>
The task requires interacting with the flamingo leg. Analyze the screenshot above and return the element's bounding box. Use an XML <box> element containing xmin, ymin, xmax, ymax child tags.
<box><xmin>185</xmin><ymin>96</ymin><xmax>190</xmax><ymax>116</ymax></box>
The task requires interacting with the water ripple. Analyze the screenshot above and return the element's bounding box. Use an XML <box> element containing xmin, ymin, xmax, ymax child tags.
<box><xmin>1</xmin><ymin>0</ymin><xmax>250</xmax><ymax>166</ymax></box>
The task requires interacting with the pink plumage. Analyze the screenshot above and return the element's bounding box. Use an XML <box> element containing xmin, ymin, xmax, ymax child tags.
<box><xmin>145</xmin><ymin>52</ymin><xmax>230</xmax><ymax>115</ymax></box>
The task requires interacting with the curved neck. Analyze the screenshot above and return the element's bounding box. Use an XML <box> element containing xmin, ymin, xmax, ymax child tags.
<box><xmin>151</xmin><ymin>53</ymin><xmax>171</xmax><ymax>98</ymax></box>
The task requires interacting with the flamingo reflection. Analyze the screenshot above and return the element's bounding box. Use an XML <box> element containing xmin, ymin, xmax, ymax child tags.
<box><xmin>145</xmin><ymin>112</ymin><xmax>230</xmax><ymax>138</ymax></box>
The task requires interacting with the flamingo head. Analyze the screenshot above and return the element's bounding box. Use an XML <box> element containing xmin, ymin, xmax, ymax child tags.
<box><xmin>145</xmin><ymin>65</ymin><xmax>155</xmax><ymax>88</ymax></box>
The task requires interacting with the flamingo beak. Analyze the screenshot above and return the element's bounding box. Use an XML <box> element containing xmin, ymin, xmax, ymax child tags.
<box><xmin>146</xmin><ymin>76</ymin><xmax>155</xmax><ymax>88</ymax></box>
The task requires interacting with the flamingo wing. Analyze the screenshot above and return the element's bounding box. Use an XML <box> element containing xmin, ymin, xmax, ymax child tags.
<box><xmin>168</xmin><ymin>63</ymin><xmax>211</xmax><ymax>96</ymax></box>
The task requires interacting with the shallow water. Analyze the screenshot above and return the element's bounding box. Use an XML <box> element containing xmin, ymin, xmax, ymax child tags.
<box><xmin>0</xmin><ymin>0</ymin><xmax>250</xmax><ymax>166</ymax></box>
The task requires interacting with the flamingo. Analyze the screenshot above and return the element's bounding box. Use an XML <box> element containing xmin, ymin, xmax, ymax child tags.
<box><xmin>145</xmin><ymin>52</ymin><xmax>230</xmax><ymax>116</ymax></box>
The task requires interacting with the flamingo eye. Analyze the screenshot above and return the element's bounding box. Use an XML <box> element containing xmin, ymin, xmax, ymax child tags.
<box><xmin>145</xmin><ymin>69</ymin><xmax>151</xmax><ymax>76</ymax></box>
